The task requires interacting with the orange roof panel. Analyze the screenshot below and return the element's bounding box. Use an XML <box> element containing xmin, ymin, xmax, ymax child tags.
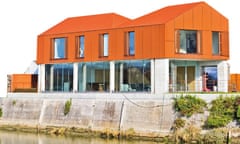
<box><xmin>120</xmin><ymin>2</ymin><xmax>204</xmax><ymax>27</ymax></box>
<box><xmin>41</xmin><ymin>13</ymin><xmax>131</xmax><ymax>35</ymax></box>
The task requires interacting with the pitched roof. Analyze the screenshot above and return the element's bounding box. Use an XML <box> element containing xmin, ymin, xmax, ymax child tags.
<box><xmin>41</xmin><ymin>13</ymin><xmax>131</xmax><ymax>35</ymax></box>
<box><xmin>120</xmin><ymin>1</ymin><xmax>204</xmax><ymax>27</ymax></box>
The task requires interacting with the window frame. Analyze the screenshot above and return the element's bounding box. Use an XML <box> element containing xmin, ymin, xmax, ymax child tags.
<box><xmin>124</xmin><ymin>31</ymin><xmax>135</xmax><ymax>56</ymax></box>
<box><xmin>99</xmin><ymin>33</ymin><xmax>109</xmax><ymax>57</ymax></box>
<box><xmin>212</xmin><ymin>31</ymin><xmax>222</xmax><ymax>55</ymax></box>
<box><xmin>52</xmin><ymin>37</ymin><xmax>67</xmax><ymax>59</ymax></box>
<box><xmin>175</xmin><ymin>29</ymin><xmax>201</xmax><ymax>54</ymax></box>
<box><xmin>76</xmin><ymin>35</ymin><xmax>85</xmax><ymax>58</ymax></box>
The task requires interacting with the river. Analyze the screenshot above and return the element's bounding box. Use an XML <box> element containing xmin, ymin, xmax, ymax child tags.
<box><xmin>0</xmin><ymin>131</ymin><xmax>165</xmax><ymax>144</ymax></box>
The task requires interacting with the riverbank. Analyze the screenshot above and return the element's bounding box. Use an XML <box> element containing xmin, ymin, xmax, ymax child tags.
<box><xmin>0</xmin><ymin>93</ymin><xmax>174</xmax><ymax>141</ymax></box>
<box><xmin>1</xmin><ymin>93</ymin><xmax>240</xmax><ymax>143</ymax></box>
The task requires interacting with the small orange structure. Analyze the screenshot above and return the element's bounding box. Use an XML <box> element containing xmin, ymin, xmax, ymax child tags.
<box><xmin>229</xmin><ymin>74</ymin><xmax>240</xmax><ymax>92</ymax></box>
<box><xmin>8</xmin><ymin>74</ymin><xmax>38</xmax><ymax>92</ymax></box>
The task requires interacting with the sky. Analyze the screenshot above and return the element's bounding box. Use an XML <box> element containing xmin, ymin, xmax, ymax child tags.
<box><xmin>0</xmin><ymin>0</ymin><xmax>239</xmax><ymax>96</ymax></box>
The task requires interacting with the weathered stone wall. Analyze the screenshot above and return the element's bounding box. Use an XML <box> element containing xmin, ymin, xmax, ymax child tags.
<box><xmin>0</xmin><ymin>95</ymin><xmax>175</xmax><ymax>137</ymax></box>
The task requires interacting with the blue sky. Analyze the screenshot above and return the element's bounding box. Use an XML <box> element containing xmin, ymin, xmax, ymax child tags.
<box><xmin>0</xmin><ymin>0</ymin><xmax>239</xmax><ymax>96</ymax></box>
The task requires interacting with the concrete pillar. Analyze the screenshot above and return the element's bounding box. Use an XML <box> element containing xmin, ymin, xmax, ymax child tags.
<box><xmin>155</xmin><ymin>59</ymin><xmax>169</xmax><ymax>94</ymax></box>
<box><xmin>169</xmin><ymin>61</ymin><xmax>176</xmax><ymax>92</ymax></box>
<box><xmin>110</xmin><ymin>61</ymin><xmax>115</xmax><ymax>92</ymax></box>
<box><xmin>50</xmin><ymin>65</ymin><xmax>54</xmax><ymax>91</ymax></box>
<box><xmin>38</xmin><ymin>64</ymin><xmax>45</xmax><ymax>92</ymax></box>
<box><xmin>82</xmin><ymin>64</ymin><xmax>87</xmax><ymax>91</ymax></box>
<box><xmin>151</xmin><ymin>60</ymin><xmax>155</xmax><ymax>94</ymax></box>
<box><xmin>218</xmin><ymin>61</ymin><xmax>229</xmax><ymax>92</ymax></box>
<box><xmin>120</xmin><ymin>63</ymin><xmax>124</xmax><ymax>91</ymax></box>
<box><xmin>73</xmin><ymin>63</ymin><xmax>78</xmax><ymax>92</ymax></box>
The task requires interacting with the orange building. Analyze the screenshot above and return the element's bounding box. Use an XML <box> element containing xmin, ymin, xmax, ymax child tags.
<box><xmin>37</xmin><ymin>2</ymin><xmax>229</xmax><ymax>94</ymax></box>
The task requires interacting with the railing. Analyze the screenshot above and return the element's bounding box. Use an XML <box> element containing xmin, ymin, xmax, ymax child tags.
<box><xmin>169</xmin><ymin>80</ymin><xmax>234</xmax><ymax>93</ymax></box>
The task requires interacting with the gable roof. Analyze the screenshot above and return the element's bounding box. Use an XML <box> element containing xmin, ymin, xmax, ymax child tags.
<box><xmin>120</xmin><ymin>1</ymin><xmax>204</xmax><ymax>27</ymax></box>
<box><xmin>41</xmin><ymin>13</ymin><xmax>131</xmax><ymax>35</ymax></box>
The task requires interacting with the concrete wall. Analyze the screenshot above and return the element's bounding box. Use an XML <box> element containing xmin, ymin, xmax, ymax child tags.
<box><xmin>0</xmin><ymin>93</ymin><xmax>175</xmax><ymax>137</ymax></box>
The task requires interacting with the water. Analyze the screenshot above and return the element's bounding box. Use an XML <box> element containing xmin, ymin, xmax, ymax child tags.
<box><xmin>0</xmin><ymin>131</ymin><xmax>164</xmax><ymax>144</ymax></box>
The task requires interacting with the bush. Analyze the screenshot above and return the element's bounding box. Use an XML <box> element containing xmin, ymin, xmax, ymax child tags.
<box><xmin>203</xmin><ymin>129</ymin><xmax>227</xmax><ymax>144</ymax></box>
<box><xmin>206</xmin><ymin>115</ymin><xmax>231</xmax><ymax>128</ymax></box>
<box><xmin>174</xmin><ymin>95</ymin><xmax>207</xmax><ymax>117</ymax></box>
<box><xmin>173</xmin><ymin>118</ymin><xmax>185</xmax><ymax>130</ymax></box>
<box><xmin>0</xmin><ymin>108</ymin><xmax>2</xmax><ymax>117</ymax></box>
<box><xmin>206</xmin><ymin>96</ymin><xmax>235</xmax><ymax>128</ymax></box>
<box><xmin>64</xmin><ymin>98</ymin><xmax>72</xmax><ymax>116</ymax></box>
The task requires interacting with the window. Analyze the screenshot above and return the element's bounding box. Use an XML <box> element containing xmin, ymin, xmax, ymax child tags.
<box><xmin>53</xmin><ymin>38</ymin><xmax>66</xmax><ymax>59</ymax></box>
<box><xmin>176</xmin><ymin>30</ymin><xmax>200</xmax><ymax>54</ymax></box>
<box><xmin>115</xmin><ymin>60</ymin><xmax>151</xmax><ymax>92</ymax></box>
<box><xmin>212</xmin><ymin>32</ymin><xmax>221</xmax><ymax>55</ymax></box>
<box><xmin>45</xmin><ymin>63</ymin><xmax>73</xmax><ymax>92</ymax></box>
<box><xmin>125</xmin><ymin>31</ymin><xmax>135</xmax><ymax>56</ymax></box>
<box><xmin>99</xmin><ymin>33</ymin><xmax>109</xmax><ymax>57</ymax></box>
<box><xmin>78</xmin><ymin>62</ymin><xmax>110</xmax><ymax>92</ymax></box>
<box><xmin>77</xmin><ymin>36</ymin><xmax>85</xmax><ymax>58</ymax></box>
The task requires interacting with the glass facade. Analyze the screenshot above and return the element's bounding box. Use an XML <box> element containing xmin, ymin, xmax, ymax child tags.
<box><xmin>212</xmin><ymin>32</ymin><xmax>220</xmax><ymax>55</ymax></box>
<box><xmin>44</xmin><ymin>60</ymin><xmax>151</xmax><ymax>93</ymax></box>
<box><xmin>54</xmin><ymin>38</ymin><xmax>66</xmax><ymax>59</ymax></box>
<box><xmin>45</xmin><ymin>63</ymin><xmax>73</xmax><ymax>92</ymax></box>
<box><xmin>78</xmin><ymin>62</ymin><xmax>110</xmax><ymax>92</ymax></box>
<box><xmin>115</xmin><ymin>60</ymin><xmax>151</xmax><ymax>92</ymax></box>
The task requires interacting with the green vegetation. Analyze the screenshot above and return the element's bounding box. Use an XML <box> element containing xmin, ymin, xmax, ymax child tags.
<box><xmin>206</xmin><ymin>96</ymin><xmax>235</xmax><ymax>128</ymax></box>
<box><xmin>64</xmin><ymin>98</ymin><xmax>72</xmax><ymax>116</ymax></box>
<box><xmin>172</xmin><ymin>118</ymin><xmax>185</xmax><ymax>130</ymax></box>
<box><xmin>174</xmin><ymin>95</ymin><xmax>207</xmax><ymax>117</ymax></box>
<box><xmin>12</xmin><ymin>100</ymin><xmax>16</xmax><ymax>106</ymax></box>
<box><xmin>0</xmin><ymin>108</ymin><xmax>2</xmax><ymax>117</ymax></box>
<box><xmin>203</xmin><ymin>129</ymin><xmax>227</xmax><ymax>144</ymax></box>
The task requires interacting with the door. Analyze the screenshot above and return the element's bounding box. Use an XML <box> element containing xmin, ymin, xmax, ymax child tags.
<box><xmin>176</xmin><ymin>66</ymin><xmax>195</xmax><ymax>91</ymax></box>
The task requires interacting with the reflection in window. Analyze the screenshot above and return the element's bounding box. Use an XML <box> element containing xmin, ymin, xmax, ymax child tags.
<box><xmin>203</xmin><ymin>66</ymin><xmax>217</xmax><ymax>91</ymax></box>
<box><xmin>99</xmin><ymin>34</ymin><xmax>109</xmax><ymax>57</ymax></box>
<box><xmin>78</xmin><ymin>62</ymin><xmax>109</xmax><ymax>92</ymax></box>
<box><xmin>176</xmin><ymin>30</ymin><xmax>200</xmax><ymax>54</ymax></box>
<box><xmin>212</xmin><ymin>32</ymin><xmax>220</xmax><ymax>55</ymax></box>
<box><xmin>125</xmin><ymin>31</ymin><xmax>135</xmax><ymax>56</ymax></box>
<box><xmin>78</xmin><ymin>36</ymin><xmax>85</xmax><ymax>58</ymax></box>
<box><xmin>53</xmin><ymin>38</ymin><xmax>66</xmax><ymax>59</ymax></box>
<box><xmin>115</xmin><ymin>60</ymin><xmax>151</xmax><ymax>92</ymax></box>
<box><xmin>45</xmin><ymin>63</ymin><xmax>73</xmax><ymax>92</ymax></box>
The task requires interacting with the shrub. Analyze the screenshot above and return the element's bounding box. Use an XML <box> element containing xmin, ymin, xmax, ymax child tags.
<box><xmin>173</xmin><ymin>118</ymin><xmax>185</xmax><ymax>130</ymax></box>
<box><xmin>206</xmin><ymin>96</ymin><xmax>235</xmax><ymax>128</ymax></box>
<box><xmin>64</xmin><ymin>98</ymin><xmax>72</xmax><ymax>116</ymax></box>
<box><xmin>203</xmin><ymin>129</ymin><xmax>227</xmax><ymax>144</ymax></box>
<box><xmin>206</xmin><ymin>115</ymin><xmax>231</xmax><ymax>128</ymax></box>
<box><xmin>174</xmin><ymin>95</ymin><xmax>207</xmax><ymax>117</ymax></box>
<box><xmin>0</xmin><ymin>108</ymin><xmax>2</xmax><ymax>117</ymax></box>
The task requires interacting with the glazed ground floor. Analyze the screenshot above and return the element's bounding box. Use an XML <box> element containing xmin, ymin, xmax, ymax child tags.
<box><xmin>38</xmin><ymin>59</ymin><xmax>229</xmax><ymax>94</ymax></box>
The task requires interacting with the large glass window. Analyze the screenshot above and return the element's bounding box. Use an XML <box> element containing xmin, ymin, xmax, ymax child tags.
<box><xmin>78</xmin><ymin>62</ymin><xmax>109</xmax><ymax>92</ymax></box>
<box><xmin>176</xmin><ymin>30</ymin><xmax>200</xmax><ymax>54</ymax></box>
<box><xmin>212</xmin><ymin>32</ymin><xmax>221</xmax><ymax>55</ymax></box>
<box><xmin>99</xmin><ymin>34</ymin><xmax>109</xmax><ymax>57</ymax></box>
<box><xmin>45</xmin><ymin>63</ymin><xmax>73</xmax><ymax>92</ymax></box>
<box><xmin>115</xmin><ymin>60</ymin><xmax>151</xmax><ymax>92</ymax></box>
<box><xmin>77</xmin><ymin>36</ymin><xmax>85</xmax><ymax>58</ymax></box>
<box><xmin>125</xmin><ymin>31</ymin><xmax>135</xmax><ymax>56</ymax></box>
<box><xmin>53</xmin><ymin>38</ymin><xmax>66</xmax><ymax>59</ymax></box>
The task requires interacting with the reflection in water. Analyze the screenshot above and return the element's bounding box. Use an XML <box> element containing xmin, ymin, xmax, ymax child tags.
<box><xmin>0</xmin><ymin>131</ymin><xmax>162</xmax><ymax>144</ymax></box>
